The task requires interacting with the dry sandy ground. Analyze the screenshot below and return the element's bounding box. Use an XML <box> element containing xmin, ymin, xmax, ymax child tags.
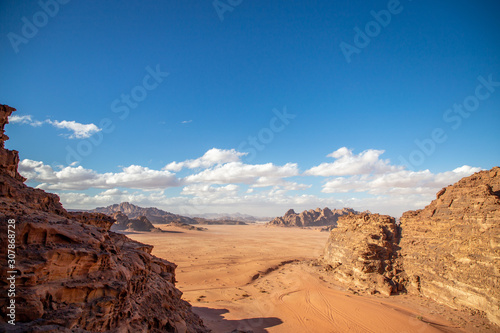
<box><xmin>127</xmin><ymin>224</ymin><xmax>498</xmax><ymax>333</ymax></box>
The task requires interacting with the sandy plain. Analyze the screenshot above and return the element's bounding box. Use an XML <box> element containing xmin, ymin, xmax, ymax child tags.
<box><xmin>127</xmin><ymin>224</ymin><xmax>497</xmax><ymax>333</ymax></box>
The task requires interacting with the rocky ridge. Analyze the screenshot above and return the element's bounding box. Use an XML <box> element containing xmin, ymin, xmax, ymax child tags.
<box><xmin>268</xmin><ymin>207</ymin><xmax>356</xmax><ymax>227</ymax></box>
<box><xmin>0</xmin><ymin>105</ymin><xmax>208</xmax><ymax>332</ymax></box>
<box><xmin>187</xmin><ymin>212</ymin><xmax>269</xmax><ymax>223</ymax></box>
<box><xmin>94</xmin><ymin>202</ymin><xmax>198</xmax><ymax>225</ymax></box>
<box><xmin>95</xmin><ymin>202</ymin><xmax>248</xmax><ymax>226</ymax></box>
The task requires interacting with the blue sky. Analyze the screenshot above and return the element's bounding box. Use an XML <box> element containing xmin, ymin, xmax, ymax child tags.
<box><xmin>1</xmin><ymin>0</ymin><xmax>499</xmax><ymax>217</ymax></box>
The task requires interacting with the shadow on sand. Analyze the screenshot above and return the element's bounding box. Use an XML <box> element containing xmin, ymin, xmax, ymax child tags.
<box><xmin>193</xmin><ymin>307</ymin><xmax>283</xmax><ymax>333</ymax></box>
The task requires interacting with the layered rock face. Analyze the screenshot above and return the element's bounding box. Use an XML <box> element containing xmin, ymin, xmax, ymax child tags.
<box><xmin>268</xmin><ymin>207</ymin><xmax>356</xmax><ymax>227</ymax></box>
<box><xmin>323</xmin><ymin>213</ymin><xmax>404</xmax><ymax>296</ymax></box>
<box><xmin>94</xmin><ymin>202</ymin><xmax>198</xmax><ymax>224</ymax></box>
<box><xmin>110</xmin><ymin>211</ymin><xmax>162</xmax><ymax>232</ymax></box>
<box><xmin>400</xmin><ymin>167</ymin><xmax>500</xmax><ymax>326</ymax></box>
<box><xmin>0</xmin><ymin>105</ymin><xmax>208</xmax><ymax>332</ymax></box>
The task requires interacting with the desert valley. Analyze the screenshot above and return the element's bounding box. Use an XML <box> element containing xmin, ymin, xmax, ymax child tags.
<box><xmin>1</xmin><ymin>104</ymin><xmax>499</xmax><ymax>332</ymax></box>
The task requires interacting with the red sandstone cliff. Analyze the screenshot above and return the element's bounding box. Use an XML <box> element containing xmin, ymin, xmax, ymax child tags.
<box><xmin>322</xmin><ymin>212</ymin><xmax>404</xmax><ymax>296</ymax></box>
<box><xmin>0</xmin><ymin>105</ymin><xmax>208</xmax><ymax>332</ymax></box>
<box><xmin>322</xmin><ymin>167</ymin><xmax>500</xmax><ymax>327</ymax></box>
<box><xmin>268</xmin><ymin>207</ymin><xmax>356</xmax><ymax>227</ymax></box>
<box><xmin>400</xmin><ymin>167</ymin><xmax>500</xmax><ymax>326</ymax></box>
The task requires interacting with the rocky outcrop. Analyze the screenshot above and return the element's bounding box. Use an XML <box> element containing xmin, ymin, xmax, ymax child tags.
<box><xmin>268</xmin><ymin>207</ymin><xmax>356</xmax><ymax>227</ymax></box>
<box><xmin>0</xmin><ymin>105</ymin><xmax>208</xmax><ymax>332</ymax></box>
<box><xmin>163</xmin><ymin>221</ymin><xmax>208</xmax><ymax>231</ymax></box>
<box><xmin>94</xmin><ymin>202</ymin><xmax>198</xmax><ymax>225</ymax></box>
<box><xmin>322</xmin><ymin>213</ymin><xmax>404</xmax><ymax>296</ymax></box>
<box><xmin>110</xmin><ymin>211</ymin><xmax>162</xmax><ymax>232</ymax></box>
<box><xmin>400</xmin><ymin>167</ymin><xmax>500</xmax><ymax>326</ymax></box>
<box><xmin>69</xmin><ymin>211</ymin><xmax>116</xmax><ymax>230</ymax></box>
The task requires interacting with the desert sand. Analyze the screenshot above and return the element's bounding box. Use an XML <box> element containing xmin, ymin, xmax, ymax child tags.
<box><xmin>128</xmin><ymin>224</ymin><xmax>497</xmax><ymax>333</ymax></box>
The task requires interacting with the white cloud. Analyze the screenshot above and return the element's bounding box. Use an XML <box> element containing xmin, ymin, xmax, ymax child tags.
<box><xmin>55</xmin><ymin>186</ymin><xmax>346</xmax><ymax>218</ymax></box>
<box><xmin>9</xmin><ymin>115</ymin><xmax>44</xmax><ymax>127</ymax></box>
<box><xmin>305</xmin><ymin>148</ymin><xmax>481</xmax><ymax>198</ymax></box>
<box><xmin>181</xmin><ymin>120</ymin><xmax>192</xmax><ymax>124</ymax></box>
<box><xmin>17</xmin><ymin>146</ymin><xmax>484</xmax><ymax>219</ymax></box>
<box><xmin>184</xmin><ymin>162</ymin><xmax>300</xmax><ymax>186</ymax></box>
<box><xmin>181</xmin><ymin>184</ymin><xmax>240</xmax><ymax>203</ymax></box>
<box><xmin>302</xmin><ymin>148</ymin><xmax>483</xmax><ymax>216</ymax></box>
<box><xmin>46</xmin><ymin>120</ymin><xmax>101</xmax><ymax>139</ymax></box>
<box><xmin>9</xmin><ymin>114</ymin><xmax>101</xmax><ymax>139</ymax></box>
<box><xmin>99</xmin><ymin>188</ymin><xmax>127</xmax><ymax>196</ymax></box>
<box><xmin>164</xmin><ymin>148</ymin><xmax>247</xmax><ymax>171</ymax></box>
<box><xmin>19</xmin><ymin>159</ymin><xmax>180</xmax><ymax>191</ymax></box>
<box><xmin>320</xmin><ymin>165</ymin><xmax>481</xmax><ymax>195</ymax></box>
<box><xmin>305</xmin><ymin>147</ymin><xmax>401</xmax><ymax>176</ymax></box>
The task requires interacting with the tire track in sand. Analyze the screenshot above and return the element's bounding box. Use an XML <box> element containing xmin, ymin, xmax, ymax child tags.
<box><xmin>303</xmin><ymin>281</ymin><xmax>377</xmax><ymax>333</ymax></box>
<box><xmin>276</xmin><ymin>289</ymin><xmax>310</xmax><ymax>331</ymax></box>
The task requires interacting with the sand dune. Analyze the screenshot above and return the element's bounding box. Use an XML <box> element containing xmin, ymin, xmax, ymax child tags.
<box><xmin>128</xmin><ymin>224</ymin><xmax>497</xmax><ymax>333</ymax></box>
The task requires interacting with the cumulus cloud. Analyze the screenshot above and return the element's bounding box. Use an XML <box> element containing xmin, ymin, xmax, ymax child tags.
<box><xmin>18</xmin><ymin>146</ymin><xmax>484</xmax><ymax>218</ymax></box>
<box><xmin>164</xmin><ymin>148</ymin><xmax>248</xmax><ymax>171</ymax></box>
<box><xmin>9</xmin><ymin>114</ymin><xmax>101</xmax><ymax>139</ymax></box>
<box><xmin>302</xmin><ymin>148</ymin><xmax>483</xmax><ymax>215</ymax></box>
<box><xmin>305</xmin><ymin>147</ymin><xmax>401</xmax><ymax>176</ymax></box>
<box><xmin>46</xmin><ymin>120</ymin><xmax>101</xmax><ymax>139</ymax></box>
<box><xmin>317</xmin><ymin>163</ymin><xmax>481</xmax><ymax>196</ymax></box>
<box><xmin>55</xmin><ymin>186</ymin><xmax>347</xmax><ymax>218</ymax></box>
<box><xmin>181</xmin><ymin>184</ymin><xmax>240</xmax><ymax>203</ymax></box>
<box><xmin>19</xmin><ymin>159</ymin><xmax>180</xmax><ymax>191</ymax></box>
<box><xmin>184</xmin><ymin>162</ymin><xmax>300</xmax><ymax>186</ymax></box>
<box><xmin>9</xmin><ymin>115</ymin><xmax>44</xmax><ymax>127</ymax></box>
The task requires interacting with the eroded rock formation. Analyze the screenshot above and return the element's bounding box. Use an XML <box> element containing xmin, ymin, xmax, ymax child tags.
<box><xmin>0</xmin><ymin>105</ymin><xmax>208</xmax><ymax>332</ymax></box>
<box><xmin>94</xmin><ymin>202</ymin><xmax>198</xmax><ymax>225</ymax></box>
<box><xmin>400</xmin><ymin>167</ymin><xmax>500</xmax><ymax>326</ymax></box>
<box><xmin>110</xmin><ymin>211</ymin><xmax>163</xmax><ymax>232</ymax></box>
<box><xmin>322</xmin><ymin>212</ymin><xmax>404</xmax><ymax>296</ymax></box>
<box><xmin>268</xmin><ymin>207</ymin><xmax>356</xmax><ymax>227</ymax></box>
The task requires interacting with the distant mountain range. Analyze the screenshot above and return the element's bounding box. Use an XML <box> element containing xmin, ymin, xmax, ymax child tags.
<box><xmin>186</xmin><ymin>212</ymin><xmax>272</xmax><ymax>223</ymax></box>
<box><xmin>93</xmin><ymin>202</ymin><xmax>197</xmax><ymax>224</ymax></box>
<box><xmin>92</xmin><ymin>202</ymin><xmax>257</xmax><ymax>225</ymax></box>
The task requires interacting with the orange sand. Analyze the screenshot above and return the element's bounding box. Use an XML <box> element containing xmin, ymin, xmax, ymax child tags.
<box><xmin>128</xmin><ymin>224</ymin><xmax>496</xmax><ymax>333</ymax></box>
